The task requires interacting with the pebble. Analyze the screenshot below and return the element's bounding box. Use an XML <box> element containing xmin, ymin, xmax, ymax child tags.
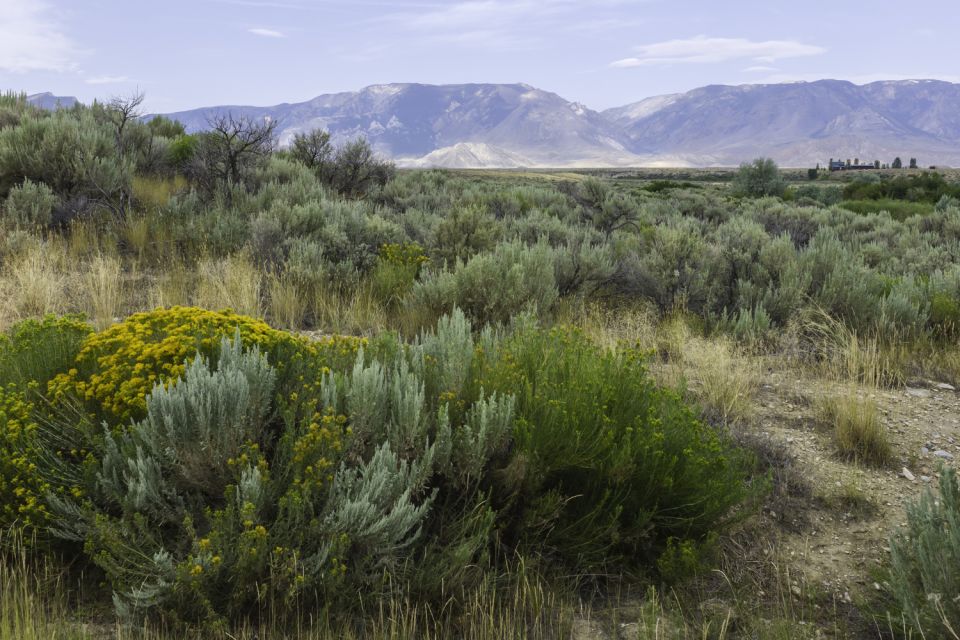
<box><xmin>906</xmin><ymin>388</ymin><xmax>932</xmax><ymax>399</ymax></box>
<box><xmin>934</xmin><ymin>450</ymin><xmax>955</xmax><ymax>460</ymax></box>
<box><xmin>921</xmin><ymin>476</ymin><xmax>932</xmax><ymax>483</ymax></box>
<box><xmin>936</xmin><ymin>383</ymin><xmax>956</xmax><ymax>391</ymax></box>
<box><xmin>901</xmin><ymin>467</ymin><xmax>915</xmax><ymax>481</ymax></box>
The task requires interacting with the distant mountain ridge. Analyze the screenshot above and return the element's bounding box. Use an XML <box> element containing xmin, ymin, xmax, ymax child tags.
<box><xmin>31</xmin><ymin>81</ymin><xmax>960</xmax><ymax>167</ymax></box>
<box><xmin>604</xmin><ymin>79</ymin><xmax>960</xmax><ymax>168</ymax></box>
<box><xmin>26</xmin><ymin>92</ymin><xmax>78</xmax><ymax>110</ymax></box>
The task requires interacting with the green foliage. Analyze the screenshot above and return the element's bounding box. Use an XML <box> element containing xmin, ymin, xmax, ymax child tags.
<box><xmin>733</xmin><ymin>158</ymin><xmax>785</xmax><ymax>198</ymax></box>
<box><xmin>2</xmin><ymin>179</ymin><xmax>58</xmax><ymax>229</ymax></box>
<box><xmin>0</xmin><ymin>316</ymin><xmax>92</xmax><ymax>530</ymax></box>
<box><xmin>840</xmin><ymin>199</ymin><xmax>933</xmax><ymax>221</ymax></box>
<box><xmin>1</xmin><ymin>307</ymin><xmax>757</xmax><ymax>627</ymax></box>
<box><xmin>370</xmin><ymin>243</ymin><xmax>428</xmax><ymax>307</ymax></box>
<box><xmin>0</xmin><ymin>107</ymin><xmax>133</xmax><ymax>218</ymax></box>
<box><xmin>929</xmin><ymin>292</ymin><xmax>960</xmax><ymax>337</ymax></box>
<box><xmin>411</xmin><ymin>239</ymin><xmax>560</xmax><ymax>327</ymax></box>
<box><xmin>477</xmin><ymin>325</ymin><xmax>754</xmax><ymax>571</ymax></box>
<box><xmin>0</xmin><ymin>315</ymin><xmax>93</xmax><ymax>389</ymax></box>
<box><xmin>889</xmin><ymin>466</ymin><xmax>960</xmax><ymax>636</ymax></box>
<box><xmin>842</xmin><ymin>171</ymin><xmax>960</xmax><ymax>205</ymax></box>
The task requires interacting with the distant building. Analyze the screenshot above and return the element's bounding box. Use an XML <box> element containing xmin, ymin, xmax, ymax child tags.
<box><xmin>828</xmin><ymin>159</ymin><xmax>876</xmax><ymax>172</ymax></box>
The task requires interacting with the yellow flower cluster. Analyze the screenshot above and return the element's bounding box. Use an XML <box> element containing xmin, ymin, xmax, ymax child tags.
<box><xmin>48</xmin><ymin>307</ymin><xmax>313</xmax><ymax>422</ymax></box>
<box><xmin>380</xmin><ymin>242</ymin><xmax>429</xmax><ymax>267</ymax></box>
<box><xmin>0</xmin><ymin>384</ymin><xmax>49</xmax><ymax>528</ymax></box>
<box><xmin>289</xmin><ymin>409</ymin><xmax>345</xmax><ymax>492</ymax></box>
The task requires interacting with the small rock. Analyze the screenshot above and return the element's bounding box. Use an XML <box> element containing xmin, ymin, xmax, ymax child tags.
<box><xmin>791</xmin><ymin>585</ymin><xmax>802</xmax><ymax>596</ymax></box>
<box><xmin>906</xmin><ymin>388</ymin><xmax>932</xmax><ymax>399</ymax></box>
<box><xmin>921</xmin><ymin>476</ymin><xmax>931</xmax><ymax>483</ymax></box>
<box><xmin>921</xmin><ymin>447</ymin><xmax>930</xmax><ymax>456</ymax></box>
<box><xmin>902</xmin><ymin>467</ymin><xmax>916</xmax><ymax>481</ymax></box>
<box><xmin>936</xmin><ymin>382</ymin><xmax>956</xmax><ymax>391</ymax></box>
<box><xmin>934</xmin><ymin>450</ymin><xmax>955</xmax><ymax>460</ymax></box>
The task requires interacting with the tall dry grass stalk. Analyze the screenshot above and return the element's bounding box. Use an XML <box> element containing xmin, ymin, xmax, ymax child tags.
<box><xmin>817</xmin><ymin>392</ymin><xmax>892</xmax><ymax>467</ymax></box>
<box><xmin>196</xmin><ymin>253</ymin><xmax>263</xmax><ymax>318</ymax></box>
<box><xmin>313</xmin><ymin>285</ymin><xmax>387</xmax><ymax>336</ymax></box>
<box><xmin>122</xmin><ymin>214</ymin><xmax>150</xmax><ymax>264</ymax></box>
<box><xmin>574</xmin><ymin>301</ymin><xmax>658</xmax><ymax>353</ymax></box>
<box><xmin>83</xmin><ymin>253</ymin><xmax>123</xmax><ymax>329</ymax></box>
<box><xmin>803</xmin><ymin>312</ymin><xmax>906</xmax><ymax>389</ymax></box>
<box><xmin>678</xmin><ymin>335</ymin><xmax>761</xmax><ymax>427</ymax></box>
<box><xmin>268</xmin><ymin>272</ymin><xmax>309</xmax><ymax>330</ymax></box>
<box><xmin>150</xmin><ymin>262</ymin><xmax>195</xmax><ymax>309</ymax></box>
<box><xmin>2</xmin><ymin>242</ymin><xmax>67</xmax><ymax>321</ymax></box>
<box><xmin>0</xmin><ymin>531</ymin><xmax>73</xmax><ymax>640</ymax></box>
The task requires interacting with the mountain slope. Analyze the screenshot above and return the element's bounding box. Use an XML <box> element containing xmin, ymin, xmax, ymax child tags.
<box><xmin>607</xmin><ymin>79</ymin><xmax>960</xmax><ymax>166</ymax></box>
<box><xmin>160</xmin><ymin>83</ymin><xmax>638</xmax><ymax>167</ymax></box>
<box><xmin>153</xmin><ymin>79</ymin><xmax>960</xmax><ymax>167</ymax></box>
<box><xmin>27</xmin><ymin>92</ymin><xmax>78</xmax><ymax>110</ymax></box>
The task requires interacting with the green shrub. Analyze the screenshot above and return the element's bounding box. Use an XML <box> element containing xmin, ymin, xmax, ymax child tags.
<box><xmin>889</xmin><ymin>466</ymin><xmax>960</xmax><ymax>635</ymax></box>
<box><xmin>929</xmin><ymin>292</ymin><xmax>960</xmax><ymax>337</ymax></box>
<box><xmin>370</xmin><ymin>242</ymin><xmax>428</xmax><ymax>307</ymax></box>
<box><xmin>411</xmin><ymin>240</ymin><xmax>560</xmax><ymax>327</ymax></box>
<box><xmin>0</xmin><ymin>316</ymin><xmax>92</xmax><ymax>530</ymax></box>
<box><xmin>733</xmin><ymin>158</ymin><xmax>785</xmax><ymax>198</ymax></box>
<box><xmin>20</xmin><ymin>311</ymin><xmax>513</xmax><ymax>624</ymax></box>
<box><xmin>477</xmin><ymin>325</ymin><xmax>755</xmax><ymax>571</ymax></box>
<box><xmin>3</xmin><ymin>179</ymin><xmax>58</xmax><ymax>229</ymax></box>
<box><xmin>840</xmin><ymin>199</ymin><xmax>932</xmax><ymax>221</ymax></box>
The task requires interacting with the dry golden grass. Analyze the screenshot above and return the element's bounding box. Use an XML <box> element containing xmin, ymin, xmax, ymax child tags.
<box><xmin>573</xmin><ymin>300</ymin><xmax>658</xmax><ymax>353</ymax></box>
<box><xmin>268</xmin><ymin>272</ymin><xmax>310</xmax><ymax>330</ymax></box>
<box><xmin>313</xmin><ymin>285</ymin><xmax>388</xmax><ymax>336</ymax></box>
<box><xmin>82</xmin><ymin>254</ymin><xmax>123</xmax><ymax>329</ymax></box>
<box><xmin>196</xmin><ymin>253</ymin><xmax>263</xmax><ymax>318</ymax></box>
<box><xmin>678</xmin><ymin>335</ymin><xmax>761</xmax><ymax>427</ymax></box>
<box><xmin>2</xmin><ymin>243</ymin><xmax>67</xmax><ymax>321</ymax></box>
<box><xmin>132</xmin><ymin>175</ymin><xmax>188</xmax><ymax>211</ymax></box>
<box><xmin>802</xmin><ymin>312</ymin><xmax>907</xmax><ymax>389</ymax></box>
<box><xmin>817</xmin><ymin>392</ymin><xmax>892</xmax><ymax>467</ymax></box>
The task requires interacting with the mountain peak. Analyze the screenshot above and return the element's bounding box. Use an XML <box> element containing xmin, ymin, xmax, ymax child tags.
<box><xmin>154</xmin><ymin>79</ymin><xmax>960</xmax><ymax>168</ymax></box>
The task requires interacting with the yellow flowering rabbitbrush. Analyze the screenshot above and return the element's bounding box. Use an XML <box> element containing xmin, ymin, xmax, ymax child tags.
<box><xmin>49</xmin><ymin>307</ymin><xmax>362</xmax><ymax>422</ymax></box>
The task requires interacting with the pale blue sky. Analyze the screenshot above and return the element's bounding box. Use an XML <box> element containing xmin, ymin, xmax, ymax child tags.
<box><xmin>1</xmin><ymin>0</ymin><xmax>957</xmax><ymax>112</ymax></box>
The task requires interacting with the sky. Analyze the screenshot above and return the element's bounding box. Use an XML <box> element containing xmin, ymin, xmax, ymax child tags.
<box><xmin>1</xmin><ymin>0</ymin><xmax>958</xmax><ymax>113</ymax></box>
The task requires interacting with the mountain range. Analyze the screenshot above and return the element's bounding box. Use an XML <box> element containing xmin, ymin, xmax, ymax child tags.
<box><xmin>28</xmin><ymin>81</ymin><xmax>960</xmax><ymax>168</ymax></box>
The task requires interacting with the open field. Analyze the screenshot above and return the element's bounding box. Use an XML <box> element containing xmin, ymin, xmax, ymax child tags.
<box><xmin>2</xmin><ymin>93</ymin><xmax>960</xmax><ymax>638</ymax></box>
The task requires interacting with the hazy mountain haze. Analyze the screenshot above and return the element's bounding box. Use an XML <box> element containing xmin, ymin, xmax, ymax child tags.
<box><xmin>153</xmin><ymin>79</ymin><xmax>960</xmax><ymax>168</ymax></box>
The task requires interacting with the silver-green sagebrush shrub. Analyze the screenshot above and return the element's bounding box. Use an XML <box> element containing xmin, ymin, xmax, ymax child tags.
<box><xmin>410</xmin><ymin>239</ymin><xmax>560</xmax><ymax>326</ymax></box>
<box><xmin>889</xmin><ymin>466</ymin><xmax>960</xmax><ymax>635</ymax></box>
<box><xmin>3</xmin><ymin>178</ymin><xmax>58</xmax><ymax>229</ymax></box>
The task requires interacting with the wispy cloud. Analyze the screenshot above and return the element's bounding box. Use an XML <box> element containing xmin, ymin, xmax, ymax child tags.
<box><xmin>86</xmin><ymin>75</ymin><xmax>129</xmax><ymax>85</ymax></box>
<box><xmin>248</xmin><ymin>27</ymin><xmax>286</xmax><ymax>38</ymax></box>
<box><xmin>743</xmin><ymin>65</ymin><xmax>779</xmax><ymax>73</ymax></box>
<box><xmin>0</xmin><ymin>0</ymin><xmax>78</xmax><ymax>73</ymax></box>
<box><xmin>612</xmin><ymin>36</ymin><xmax>825</xmax><ymax>68</ymax></box>
<box><xmin>379</xmin><ymin>0</ymin><xmax>645</xmax><ymax>51</ymax></box>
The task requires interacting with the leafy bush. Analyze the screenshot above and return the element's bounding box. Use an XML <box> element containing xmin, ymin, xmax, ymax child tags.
<box><xmin>411</xmin><ymin>240</ymin><xmax>560</xmax><ymax>327</ymax></box>
<box><xmin>889</xmin><ymin>466</ymin><xmax>960</xmax><ymax>635</ymax></box>
<box><xmin>1</xmin><ymin>307</ymin><xmax>759</xmax><ymax>627</ymax></box>
<box><xmin>733</xmin><ymin>158</ymin><xmax>785</xmax><ymax>198</ymax></box>
<box><xmin>0</xmin><ymin>316</ymin><xmax>92</xmax><ymax>530</ymax></box>
<box><xmin>476</xmin><ymin>325</ymin><xmax>754</xmax><ymax>571</ymax></box>
<box><xmin>3</xmin><ymin>179</ymin><xmax>58</xmax><ymax>228</ymax></box>
<box><xmin>840</xmin><ymin>199</ymin><xmax>932</xmax><ymax>221</ymax></box>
